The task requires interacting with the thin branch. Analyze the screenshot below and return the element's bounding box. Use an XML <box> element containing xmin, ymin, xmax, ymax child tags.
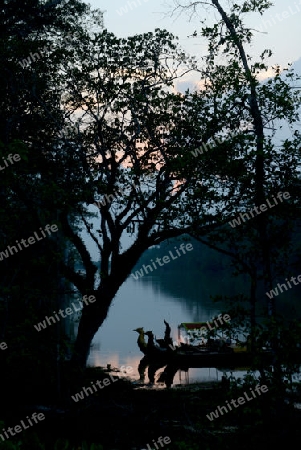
<box><xmin>59</xmin><ymin>211</ymin><xmax>97</xmax><ymax>288</ymax></box>
<box><xmin>81</xmin><ymin>214</ymin><xmax>103</xmax><ymax>254</ymax></box>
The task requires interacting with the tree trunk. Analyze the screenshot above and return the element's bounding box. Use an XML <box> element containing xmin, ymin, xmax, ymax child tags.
<box><xmin>71</xmin><ymin>242</ymin><xmax>149</xmax><ymax>369</ymax></box>
<box><xmin>70</xmin><ymin>296</ymin><xmax>110</xmax><ymax>369</ymax></box>
<box><xmin>212</xmin><ymin>0</ymin><xmax>273</xmax><ymax>315</ymax></box>
<box><xmin>250</xmin><ymin>271</ymin><xmax>257</xmax><ymax>353</ymax></box>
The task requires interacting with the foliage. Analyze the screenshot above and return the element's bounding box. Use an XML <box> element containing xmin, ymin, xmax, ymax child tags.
<box><xmin>174</xmin><ymin>0</ymin><xmax>301</xmax><ymax>324</ymax></box>
<box><xmin>0</xmin><ymin>430</ymin><xmax>104</xmax><ymax>450</ymax></box>
<box><xmin>0</xmin><ymin>0</ymin><xmax>104</xmax><ymax>402</ymax></box>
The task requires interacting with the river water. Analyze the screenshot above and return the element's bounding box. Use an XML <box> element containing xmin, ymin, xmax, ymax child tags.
<box><xmin>78</xmin><ymin>236</ymin><xmax>301</xmax><ymax>387</ymax></box>
<box><xmin>85</xmin><ymin>269</ymin><xmax>252</xmax><ymax>386</ymax></box>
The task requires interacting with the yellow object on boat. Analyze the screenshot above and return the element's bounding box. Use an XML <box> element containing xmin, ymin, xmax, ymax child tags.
<box><xmin>232</xmin><ymin>345</ymin><xmax>248</xmax><ymax>353</ymax></box>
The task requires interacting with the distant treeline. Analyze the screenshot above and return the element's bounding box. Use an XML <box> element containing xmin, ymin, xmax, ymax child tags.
<box><xmin>132</xmin><ymin>237</ymin><xmax>229</xmax><ymax>274</ymax></box>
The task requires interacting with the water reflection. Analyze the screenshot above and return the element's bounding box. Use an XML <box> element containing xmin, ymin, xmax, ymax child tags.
<box><xmin>86</xmin><ymin>274</ymin><xmax>249</xmax><ymax>385</ymax></box>
<box><xmin>88</xmin><ymin>346</ymin><xmax>249</xmax><ymax>387</ymax></box>
<box><xmin>85</xmin><ymin>267</ymin><xmax>301</xmax><ymax>386</ymax></box>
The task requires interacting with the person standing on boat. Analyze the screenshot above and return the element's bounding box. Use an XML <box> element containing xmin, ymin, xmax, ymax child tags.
<box><xmin>163</xmin><ymin>320</ymin><xmax>173</xmax><ymax>348</ymax></box>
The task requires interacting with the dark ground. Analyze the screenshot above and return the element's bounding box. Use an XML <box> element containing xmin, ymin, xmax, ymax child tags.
<box><xmin>2</xmin><ymin>365</ymin><xmax>301</xmax><ymax>450</ymax></box>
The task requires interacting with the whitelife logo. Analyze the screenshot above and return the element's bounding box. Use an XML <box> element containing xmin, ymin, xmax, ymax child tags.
<box><xmin>141</xmin><ymin>436</ymin><xmax>171</xmax><ymax>450</ymax></box>
<box><xmin>191</xmin><ymin>314</ymin><xmax>231</xmax><ymax>334</ymax></box>
<box><xmin>228</xmin><ymin>191</ymin><xmax>290</xmax><ymax>228</ymax></box>
<box><xmin>257</xmin><ymin>1</ymin><xmax>301</xmax><ymax>31</ymax></box>
<box><xmin>131</xmin><ymin>243</ymin><xmax>193</xmax><ymax>280</ymax></box>
<box><xmin>93</xmin><ymin>181</ymin><xmax>140</xmax><ymax>209</ymax></box>
<box><xmin>0</xmin><ymin>412</ymin><xmax>45</xmax><ymax>443</ymax></box>
<box><xmin>116</xmin><ymin>0</ymin><xmax>149</xmax><ymax>17</ymax></box>
<box><xmin>71</xmin><ymin>365</ymin><xmax>133</xmax><ymax>402</ymax></box>
<box><xmin>0</xmin><ymin>224</ymin><xmax>58</xmax><ymax>261</ymax></box>
<box><xmin>18</xmin><ymin>33</ymin><xmax>74</xmax><ymax>69</ymax></box>
<box><xmin>169</xmin><ymin>314</ymin><xmax>231</xmax><ymax>350</ymax></box>
<box><xmin>206</xmin><ymin>384</ymin><xmax>268</xmax><ymax>421</ymax></box>
<box><xmin>266</xmin><ymin>273</ymin><xmax>301</xmax><ymax>299</ymax></box>
<box><xmin>34</xmin><ymin>295</ymin><xmax>96</xmax><ymax>332</ymax></box>
<box><xmin>0</xmin><ymin>153</ymin><xmax>21</xmax><ymax>172</ymax></box>
<box><xmin>190</xmin><ymin>130</ymin><xmax>237</xmax><ymax>157</ymax></box>
<box><xmin>0</xmin><ymin>342</ymin><xmax>7</xmax><ymax>351</ymax></box>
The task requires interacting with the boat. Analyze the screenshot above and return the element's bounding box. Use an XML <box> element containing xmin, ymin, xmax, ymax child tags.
<box><xmin>136</xmin><ymin>321</ymin><xmax>274</xmax><ymax>368</ymax></box>
<box><xmin>134</xmin><ymin>321</ymin><xmax>301</xmax><ymax>388</ymax></box>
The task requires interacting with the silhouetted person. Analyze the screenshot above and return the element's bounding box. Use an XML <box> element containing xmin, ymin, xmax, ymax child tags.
<box><xmin>137</xmin><ymin>355</ymin><xmax>149</xmax><ymax>382</ymax></box>
<box><xmin>155</xmin><ymin>320</ymin><xmax>174</xmax><ymax>348</ymax></box>
<box><xmin>133</xmin><ymin>327</ymin><xmax>147</xmax><ymax>354</ymax></box>
<box><xmin>164</xmin><ymin>319</ymin><xmax>173</xmax><ymax>347</ymax></box>
<box><xmin>157</xmin><ymin>364</ymin><xmax>179</xmax><ymax>388</ymax></box>
<box><xmin>145</xmin><ymin>331</ymin><xmax>167</xmax><ymax>356</ymax></box>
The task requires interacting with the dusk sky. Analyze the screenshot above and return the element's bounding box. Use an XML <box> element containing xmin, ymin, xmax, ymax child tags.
<box><xmin>86</xmin><ymin>0</ymin><xmax>301</xmax><ymax>74</ymax></box>
<box><xmin>81</xmin><ymin>0</ymin><xmax>301</xmax><ymax>260</ymax></box>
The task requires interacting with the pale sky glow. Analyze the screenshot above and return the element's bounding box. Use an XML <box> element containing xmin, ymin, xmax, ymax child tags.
<box><xmin>80</xmin><ymin>0</ymin><xmax>301</xmax><ymax>259</ymax></box>
<box><xmin>86</xmin><ymin>0</ymin><xmax>301</xmax><ymax>75</ymax></box>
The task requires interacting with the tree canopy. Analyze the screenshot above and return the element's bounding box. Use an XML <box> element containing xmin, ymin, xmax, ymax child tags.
<box><xmin>1</xmin><ymin>0</ymin><xmax>300</xmax><ymax>371</ymax></box>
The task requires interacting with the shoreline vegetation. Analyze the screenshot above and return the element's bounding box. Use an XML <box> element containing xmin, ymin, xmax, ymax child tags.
<box><xmin>206</xmin><ymin>384</ymin><xmax>269</xmax><ymax>421</ymax></box>
<box><xmin>0</xmin><ymin>412</ymin><xmax>45</xmax><ymax>443</ymax></box>
<box><xmin>1</xmin><ymin>365</ymin><xmax>300</xmax><ymax>450</ymax></box>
